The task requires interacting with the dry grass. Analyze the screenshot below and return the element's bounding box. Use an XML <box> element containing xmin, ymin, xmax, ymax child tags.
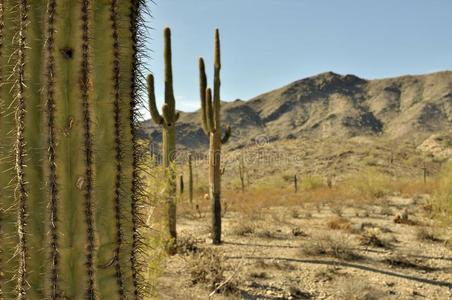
<box><xmin>327</xmin><ymin>217</ymin><xmax>352</xmax><ymax>231</ymax></box>
<box><xmin>359</xmin><ymin>229</ymin><xmax>393</xmax><ymax>249</ymax></box>
<box><xmin>301</xmin><ymin>233</ymin><xmax>361</xmax><ymax>261</ymax></box>
<box><xmin>187</xmin><ymin>248</ymin><xmax>238</xmax><ymax>294</ymax></box>
<box><xmin>230</xmin><ymin>222</ymin><xmax>255</xmax><ymax>236</ymax></box>
<box><xmin>416</xmin><ymin>227</ymin><xmax>443</xmax><ymax>243</ymax></box>
<box><xmin>431</xmin><ymin>161</ymin><xmax>452</xmax><ymax>225</ymax></box>
<box><xmin>254</xmin><ymin>259</ymin><xmax>296</xmax><ymax>271</ymax></box>
<box><xmin>335</xmin><ymin>277</ymin><xmax>385</xmax><ymax>300</ymax></box>
<box><xmin>383</xmin><ymin>254</ymin><xmax>435</xmax><ymax>272</ymax></box>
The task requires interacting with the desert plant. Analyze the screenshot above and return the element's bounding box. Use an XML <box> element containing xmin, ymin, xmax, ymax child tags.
<box><xmin>431</xmin><ymin>161</ymin><xmax>452</xmax><ymax>225</ymax></box>
<box><xmin>147</xmin><ymin>27</ymin><xmax>180</xmax><ymax>248</ymax></box>
<box><xmin>294</xmin><ymin>174</ymin><xmax>298</xmax><ymax>193</ymax></box>
<box><xmin>199</xmin><ymin>29</ymin><xmax>231</xmax><ymax>244</ymax></box>
<box><xmin>188</xmin><ymin>154</ymin><xmax>194</xmax><ymax>204</ymax></box>
<box><xmin>239</xmin><ymin>152</ymin><xmax>246</xmax><ymax>192</ymax></box>
<box><xmin>0</xmin><ymin>1</ymin><xmax>147</xmax><ymax>299</ymax></box>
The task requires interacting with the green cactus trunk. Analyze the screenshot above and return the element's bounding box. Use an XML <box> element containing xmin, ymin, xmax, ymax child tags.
<box><xmin>0</xmin><ymin>1</ymin><xmax>147</xmax><ymax>299</ymax></box>
<box><xmin>147</xmin><ymin>27</ymin><xmax>179</xmax><ymax>250</ymax></box>
<box><xmin>199</xmin><ymin>29</ymin><xmax>231</xmax><ymax>245</ymax></box>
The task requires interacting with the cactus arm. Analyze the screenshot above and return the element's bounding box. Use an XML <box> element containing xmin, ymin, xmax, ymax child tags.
<box><xmin>206</xmin><ymin>88</ymin><xmax>215</xmax><ymax>133</ymax></box>
<box><xmin>23</xmin><ymin>1</ymin><xmax>48</xmax><ymax>298</ymax></box>
<box><xmin>163</xmin><ymin>27</ymin><xmax>175</xmax><ymax>113</ymax></box>
<box><xmin>199</xmin><ymin>57</ymin><xmax>209</xmax><ymax>133</ymax></box>
<box><xmin>221</xmin><ymin>125</ymin><xmax>231</xmax><ymax>144</ymax></box>
<box><xmin>213</xmin><ymin>29</ymin><xmax>221</xmax><ymax>130</ymax></box>
<box><xmin>147</xmin><ymin>74</ymin><xmax>164</xmax><ymax>125</ymax></box>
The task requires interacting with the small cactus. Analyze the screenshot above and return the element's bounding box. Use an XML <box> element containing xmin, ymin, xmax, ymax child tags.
<box><xmin>199</xmin><ymin>29</ymin><xmax>231</xmax><ymax>244</ymax></box>
<box><xmin>188</xmin><ymin>154</ymin><xmax>194</xmax><ymax>204</ymax></box>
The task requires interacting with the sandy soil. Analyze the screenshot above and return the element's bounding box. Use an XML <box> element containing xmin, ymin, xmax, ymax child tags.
<box><xmin>156</xmin><ymin>196</ymin><xmax>452</xmax><ymax>300</ymax></box>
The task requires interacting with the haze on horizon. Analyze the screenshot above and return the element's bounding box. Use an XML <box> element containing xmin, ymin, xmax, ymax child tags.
<box><xmin>144</xmin><ymin>0</ymin><xmax>452</xmax><ymax>114</ymax></box>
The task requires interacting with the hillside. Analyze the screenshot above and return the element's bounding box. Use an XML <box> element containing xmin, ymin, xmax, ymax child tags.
<box><xmin>142</xmin><ymin>71</ymin><xmax>452</xmax><ymax>153</ymax></box>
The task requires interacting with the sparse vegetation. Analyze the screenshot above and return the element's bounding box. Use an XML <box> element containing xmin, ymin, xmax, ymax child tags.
<box><xmin>301</xmin><ymin>233</ymin><xmax>361</xmax><ymax>261</ymax></box>
<box><xmin>187</xmin><ymin>248</ymin><xmax>238</xmax><ymax>294</ymax></box>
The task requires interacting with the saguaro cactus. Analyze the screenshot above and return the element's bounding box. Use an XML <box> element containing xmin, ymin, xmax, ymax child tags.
<box><xmin>188</xmin><ymin>154</ymin><xmax>194</xmax><ymax>204</ymax></box>
<box><xmin>147</xmin><ymin>27</ymin><xmax>179</xmax><ymax>247</ymax></box>
<box><xmin>199</xmin><ymin>29</ymin><xmax>231</xmax><ymax>244</ymax></box>
<box><xmin>239</xmin><ymin>153</ymin><xmax>246</xmax><ymax>192</ymax></box>
<box><xmin>0</xmin><ymin>1</ymin><xmax>147</xmax><ymax>299</ymax></box>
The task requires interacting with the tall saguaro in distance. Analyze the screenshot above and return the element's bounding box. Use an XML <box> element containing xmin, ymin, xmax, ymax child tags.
<box><xmin>147</xmin><ymin>27</ymin><xmax>179</xmax><ymax>249</ymax></box>
<box><xmin>199</xmin><ymin>29</ymin><xmax>231</xmax><ymax>244</ymax></box>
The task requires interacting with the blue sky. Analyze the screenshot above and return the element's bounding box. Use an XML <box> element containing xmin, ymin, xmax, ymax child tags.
<box><xmin>143</xmin><ymin>0</ymin><xmax>452</xmax><ymax>114</ymax></box>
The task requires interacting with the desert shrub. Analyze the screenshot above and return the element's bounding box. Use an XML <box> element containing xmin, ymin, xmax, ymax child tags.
<box><xmin>187</xmin><ymin>248</ymin><xmax>238</xmax><ymax>294</ymax></box>
<box><xmin>176</xmin><ymin>234</ymin><xmax>201</xmax><ymax>255</ymax></box>
<box><xmin>301</xmin><ymin>233</ymin><xmax>361</xmax><ymax>261</ymax></box>
<box><xmin>415</xmin><ymin>227</ymin><xmax>442</xmax><ymax>242</ymax></box>
<box><xmin>327</xmin><ymin>217</ymin><xmax>352</xmax><ymax>231</ymax></box>
<box><xmin>330</xmin><ymin>205</ymin><xmax>343</xmax><ymax>216</ymax></box>
<box><xmin>300</xmin><ymin>175</ymin><xmax>325</xmax><ymax>191</ymax></box>
<box><xmin>230</xmin><ymin>222</ymin><xmax>255</xmax><ymax>236</ymax></box>
<box><xmin>359</xmin><ymin>228</ymin><xmax>393</xmax><ymax>249</ymax></box>
<box><xmin>431</xmin><ymin>161</ymin><xmax>452</xmax><ymax>225</ymax></box>
<box><xmin>344</xmin><ymin>168</ymin><xmax>391</xmax><ymax>201</ymax></box>
<box><xmin>335</xmin><ymin>278</ymin><xmax>385</xmax><ymax>300</ymax></box>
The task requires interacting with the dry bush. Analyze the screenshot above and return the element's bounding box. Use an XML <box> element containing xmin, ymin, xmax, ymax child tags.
<box><xmin>254</xmin><ymin>259</ymin><xmax>296</xmax><ymax>271</ymax></box>
<box><xmin>314</xmin><ymin>267</ymin><xmax>341</xmax><ymax>282</ymax></box>
<box><xmin>379</xmin><ymin>205</ymin><xmax>393</xmax><ymax>216</ymax></box>
<box><xmin>359</xmin><ymin>229</ymin><xmax>393</xmax><ymax>249</ymax></box>
<box><xmin>176</xmin><ymin>234</ymin><xmax>201</xmax><ymax>255</ymax></box>
<box><xmin>291</xmin><ymin>227</ymin><xmax>308</xmax><ymax>237</ymax></box>
<box><xmin>230</xmin><ymin>221</ymin><xmax>255</xmax><ymax>236</ymax></box>
<box><xmin>335</xmin><ymin>277</ymin><xmax>385</xmax><ymax>300</ymax></box>
<box><xmin>287</xmin><ymin>286</ymin><xmax>312</xmax><ymax>299</ymax></box>
<box><xmin>383</xmin><ymin>254</ymin><xmax>435</xmax><ymax>272</ymax></box>
<box><xmin>255</xmin><ymin>228</ymin><xmax>279</xmax><ymax>239</ymax></box>
<box><xmin>290</xmin><ymin>207</ymin><xmax>301</xmax><ymax>219</ymax></box>
<box><xmin>330</xmin><ymin>205</ymin><xmax>343</xmax><ymax>216</ymax></box>
<box><xmin>327</xmin><ymin>217</ymin><xmax>352</xmax><ymax>231</ymax></box>
<box><xmin>301</xmin><ymin>233</ymin><xmax>361</xmax><ymax>261</ymax></box>
<box><xmin>342</xmin><ymin>168</ymin><xmax>392</xmax><ymax>201</ymax></box>
<box><xmin>187</xmin><ymin>248</ymin><xmax>238</xmax><ymax>294</ymax></box>
<box><xmin>248</xmin><ymin>271</ymin><xmax>269</xmax><ymax>280</ymax></box>
<box><xmin>416</xmin><ymin>227</ymin><xmax>442</xmax><ymax>243</ymax></box>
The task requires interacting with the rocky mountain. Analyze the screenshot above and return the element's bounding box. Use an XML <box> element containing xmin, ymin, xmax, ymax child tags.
<box><xmin>141</xmin><ymin>71</ymin><xmax>452</xmax><ymax>152</ymax></box>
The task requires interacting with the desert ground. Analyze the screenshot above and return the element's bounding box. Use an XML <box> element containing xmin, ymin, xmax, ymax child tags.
<box><xmin>152</xmin><ymin>181</ymin><xmax>452</xmax><ymax>300</ymax></box>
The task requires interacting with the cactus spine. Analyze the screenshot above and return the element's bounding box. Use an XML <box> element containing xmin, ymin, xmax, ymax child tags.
<box><xmin>147</xmin><ymin>27</ymin><xmax>179</xmax><ymax>248</ymax></box>
<box><xmin>0</xmin><ymin>1</ymin><xmax>147</xmax><ymax>299</ymax></box>
<box><xmin>199</xmin><ymin>29</ymin><xmax>231</xmax><ymax>245</ymax></box>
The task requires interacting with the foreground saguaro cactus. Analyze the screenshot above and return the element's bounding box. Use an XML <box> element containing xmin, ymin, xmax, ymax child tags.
<box><xmin>199</xmin><ymin>29</ymin><xmax>231</xmax><ymax>244</ymax></box>
<box><xmin>147</xmin><ymin>27</ymin><xmax>179</xmax><ymax>248</ymax></box>
<box><xmin>0</xmin><ymin>1</ymin><xmax>147</xmax><ymax>299</ymax></box>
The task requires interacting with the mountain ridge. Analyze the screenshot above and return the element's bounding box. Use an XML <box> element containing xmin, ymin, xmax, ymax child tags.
<box><xmin>141</xmin><ymin>70</ymin><xmax>452</xmax><ymax>152</ymax></box>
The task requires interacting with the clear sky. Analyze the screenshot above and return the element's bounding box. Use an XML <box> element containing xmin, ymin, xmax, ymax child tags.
<box><xmin>143</xmin><ymin>0</ymin><xmax>452</xmax><ymax>114</ymax></box>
